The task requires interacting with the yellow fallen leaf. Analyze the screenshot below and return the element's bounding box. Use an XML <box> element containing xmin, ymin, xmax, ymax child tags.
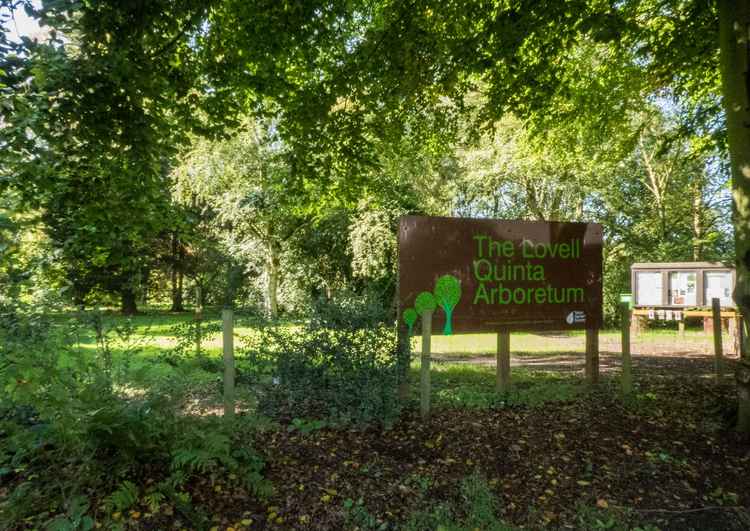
<box><xmin>577</xmin><ymin>480</ymin><xmax>591</xmax><ymax>486</ymax></box>
<box><xmin>321</xmin><ymin>494</ymin><xmax>331</xmax><ymax>503</ymax></box>
<box><xmin>241</xmin><ymin>519</ymin><xmax>252</xmax><ymax>526</ymax></box>
<box><xmin>130</xmin><ymin>511</ymin><xmax>141</xmax><ymax>520</ymax></box>
<box><xmin>299</xmin><ymin>515</ymin><xmax>310</xmax><ymax>524</ymax></box>
<box><xmin>597</xmin><ymin>499</ymin><xmax>609</xmax><ymax>509</ymax></box>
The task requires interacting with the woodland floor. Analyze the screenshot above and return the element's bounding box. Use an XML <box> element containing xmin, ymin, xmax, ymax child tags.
<box><xmin>155</xmin><ymin>337</ymin><xmax>749</xmax><ymax>530</ymax></box>
<box><xmin>7</xmin><ymin>323</ymin><xmax>750</xmax><ymax>530</ymax></box>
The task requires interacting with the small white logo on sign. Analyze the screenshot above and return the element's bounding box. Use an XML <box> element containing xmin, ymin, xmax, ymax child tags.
<box><xmin>566</xmin><ymin>311</ymin><xmax>586</xmax><ymax>325</ymax></box>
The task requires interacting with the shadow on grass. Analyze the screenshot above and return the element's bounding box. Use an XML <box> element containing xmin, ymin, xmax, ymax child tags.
<box><xmin>409</xmin><ymin>363</ymin><xmax>584</xmax><ymax>409</ymax></box>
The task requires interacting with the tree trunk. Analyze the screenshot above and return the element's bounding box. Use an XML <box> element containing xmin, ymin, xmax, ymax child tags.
<box><xmin>140</xmin><ymin>267</ymin><xmax>150</xmax><ymax>306</ymax></box>
<box><xmin>266</xmin><ymin>242</ymin><xmax>280</xmax><ymax>319</ymax></box>
<box><xmin>121</xmin><ymin>287</ymin><xmax>138</xmax><ymax>315</ymax></box>
<box><xmin>718</xmin><ymin>0</ymin><xmax>750</xmax><ymax>433</ymax></box>
<box><xmin>177</xmin><ymin>270</ymin><xmax>184</xmax><ymax>309</ymax></box>
<box><xmin>170</xmin><ymin>233</ymin><xmax>184</xmax><ymax>312</ymax></box>
<box><xmin>692</xmin><ymin>178</ymin><xmax>704</xmax><ymax>261</ymax></box>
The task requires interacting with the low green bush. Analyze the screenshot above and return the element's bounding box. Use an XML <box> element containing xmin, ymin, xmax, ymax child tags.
<box><xmin>243</xmin><ymin>324</ymin><xmax>401</xmax><ymax>427</ymax></box>
<box><xmin>309</xmin><ymin>289</ymin><xmax>392</xmax><ymax>330</ymax></box>
<box><xmin>0</xmin><ymin>306</ymin><xmax>269</xmax><ymax>529</ymax></box>
<box><xmin>404</xmin><ymin>473</ymin><xmax>514</xmax><ymax>531</ymax></box>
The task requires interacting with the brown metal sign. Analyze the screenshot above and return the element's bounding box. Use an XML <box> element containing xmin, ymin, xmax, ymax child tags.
<box><xmin>399</xmin><ymin>216</ymin><xmax>603</xmax><ymax>333</ymax></box>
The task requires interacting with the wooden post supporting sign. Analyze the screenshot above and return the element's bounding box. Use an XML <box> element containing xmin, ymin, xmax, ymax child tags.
<box><xmin>222</xmin><ymin>308</ymin><xmax>236</xmax><ymax>420</ymax></box>
<box><xmin>496</xmin><ymin>331</ymin><xmax>510</xmax><ymax>394</ymax></box>
<box><xmin>711</xmin><ymin>298</ymin><xmax>723</xmax><ymax>380</ymax></box>
<box><xmin>420</xmin><ymin>310</ymin><xmax>433</xmax><ymax>421</ymax></box>
<box><xmin>585</xmin><ymin>328</ymin><xmax>599</xmax><ymax>384</ymax></box>
<box><xmin>620</xmin><ymin>302</ymin><xmax>632</xmax><ymax>395</ymax></box>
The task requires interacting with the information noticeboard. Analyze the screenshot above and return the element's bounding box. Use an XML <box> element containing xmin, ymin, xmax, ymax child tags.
<box><xmin>399</xmin><ymin>216</ymin><xmax>603</xmax><ymax>333</ymax></box>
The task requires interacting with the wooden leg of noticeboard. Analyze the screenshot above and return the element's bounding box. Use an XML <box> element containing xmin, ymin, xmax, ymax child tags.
<box><xmin>496</xmin><ymin>331</ymin><xmax>510</xmax><ymax>394</ymax></box>
<box><xmin>621</xmin><ymin>304</ymin><xmax>632</xmax><ymax>395</ymax></box>
<box><xmin>420</xmin><ymin>311</ymin><xmax>433</xmax><ymax>421</ymax></box>
<box><xmin>712</xmin><ymin>298</ymin><xmax>723</xmax><ymax>380</ymax></box>
<box><xmin>585</xmin><ymin>328</ymin><xmax>599</xmax><ymax>384</ymax></box>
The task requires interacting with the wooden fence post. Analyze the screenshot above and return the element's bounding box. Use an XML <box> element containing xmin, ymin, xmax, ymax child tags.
<box><xmin>712</xmin><ymin>298</ymin><xmax>723</xmax><ymax>380</ymax></box>
<box><xmin>420</xmin><ymin>310</ymin><xmax>433</xmax><ymax>421</ymax></box>
<box><xmin>496</xmin><ymin>331</ymin><xmax>511</xmax><ymax>394</ymax></box>
<box><xmin>585</xmin><ymin>328</ymin><xmax>599</xmax><ymax>384</ymax></box>
<box><xmin>222</xmin><ymin>308</ymin><xmax>235</xmax><ymax>420</ymax></box>
<box><xmin>621</xmin><ymin>302</ymin><xmax>632</xmax><ymax>395</ymax></box>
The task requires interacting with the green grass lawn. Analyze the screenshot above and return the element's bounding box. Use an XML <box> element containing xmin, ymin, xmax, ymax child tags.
<box><xmin>56</xmin><ymin>307</ymin><xmax>727</xmax><ymax>368</ymax></box>
<box><xmin>49</xmin><ymin>308</ymin><xmax>727</xmax><ymax>413</ymax></box>
<box><xmin>412</xmin><ymin>327</ymin><xmax>727</xmax><ymax>357</ymax></box>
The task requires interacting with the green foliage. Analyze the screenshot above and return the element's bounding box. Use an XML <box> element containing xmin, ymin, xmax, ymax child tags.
<box><xmin>104</xmin><ymin>481</ymin><xmax>139</xmax><ymax>512</ymax></box>
<box><xmin>44</xmin><ymin>496</ymin><xmax>95</xmax><ymax>531</ymax></box>
<box><xmin>574</xmin><ymin>503</ymin><xmax>660</xmax><ymax>531</ymax></box>
<box><xmin>309</xmin><ymin>289</ymin><xmax>392</xmax><ymax>330</ymax></box>
<box><xmin>249</xmin><ymin>325</ymin><xmax>401</xmax><ymax>427</ymax></box>
<box><xmin>288</xmin><ymin>417</ymin><xmax>328</xmax><ymax>435</ymax></box>
<box><xmin>427</xmin><ymin>364</ymin><xmax>582</xmax><ymax>409</ymax></box>
<box><xmin>415</xmin><ymin>291</ymin><xmax>437</xmax><ymax>316</ymax></box>
<box><xmin>173</xmin><ymin>116</ymin><xmax>309</xmax><ymax>318</ymax></box>
<box><xmin>1</xmin><ymin>1</ymin><xmax>214</xmax><ymax>311</ymax></box>
<box><xmin>404</xmin><ymin>474</ymin><xmax>513</xmax><ymax>531</ymax></box>
<box><xmin>343</xmin><ymin>497</ymin><xmax>386</xmax><ymax>530</ymax></box>
<box><xmin>0</xmin><ymin>306</ymin><xmax>269</xmax><ymax>528</ymax></box>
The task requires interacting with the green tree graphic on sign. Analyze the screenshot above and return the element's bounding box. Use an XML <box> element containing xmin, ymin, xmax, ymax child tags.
<box><xmin>434</xmin><ymin>274</ymin><xmax>461</xmax><ymax>335</ymax></box>
<box><xmin>403</xmin><ymin>308</ymin><xmax>418</xmax><ymax>336</ymax></box>
<box><xmin>415</xmin><ymin>291</ymin><xmax>437</xmax><ymax>316</ymax></box>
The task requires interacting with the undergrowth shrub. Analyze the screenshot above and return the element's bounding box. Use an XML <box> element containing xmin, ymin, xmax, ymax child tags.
<box><xmin>0</xmin><ymin>306</ymin><xmax>269</xmax><ymax>529</ymax></box>
<box><xmin>242</xmin><ymin>323</ymin><xmax>401</xmax><ymax>427</ymax></box>
<box><xmin>404</xmin><ymin>474</ymin><xmax>513</xmax><ymax>531</ymax></box>
<box><xmin>309</xmin><ymin>289</ymin><xmax>391</xmax><ymax>330</ymax></box>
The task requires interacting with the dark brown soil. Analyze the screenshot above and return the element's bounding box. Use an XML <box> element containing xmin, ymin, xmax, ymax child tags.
<box><xmin>168</xmin><ymin>369</ymin><xmax>750</xmax><ymax>530</ymax></box>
